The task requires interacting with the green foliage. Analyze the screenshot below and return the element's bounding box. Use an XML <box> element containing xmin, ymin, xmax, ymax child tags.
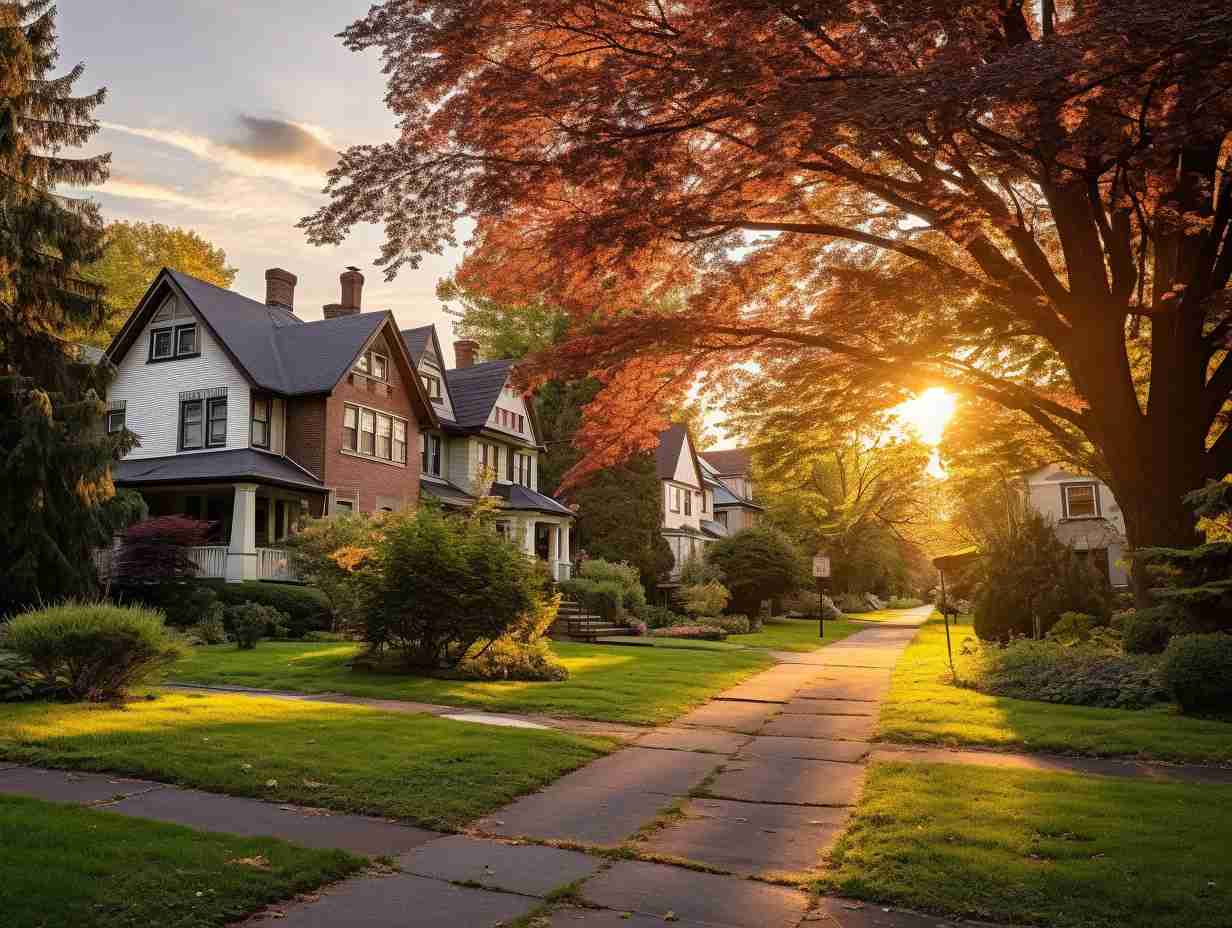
<box><xmin>559</xmin><ymin>577</ymin><xmax>624</xmax><ymax>622</ymax></box>
<box><xmin>2</xmin><ymin>602</ymin><xmax>184</xmax><ymax>701</ymax></box>
<box><xmin>577</xmin><ymin>558</ymin><xmax>646</xmax><ymax>610</ymax></box>
<box><xmin>706</xmin><ymin>525</ymin><xmax>806</xmax><ymax>615</ymax></box>
<box><xmin>710</xmin><ymin>614</ymin><xmax>752</xmax><ymax>634</ymax></box>
<box><xmin>287</xmin><ymin>514</ymin><xmax>381</xmax><ymax>633</ymax></box>
<box><xmin>439</xmin><ymin>275</ymin><xmax>569</xmax><ymax>361</ymax></box>
<box><xmin>681</xmin><ymin>580</ymin><xmax>731</xmax><ymax>618</ymax></box>
<box><xmin>1122</xmin><ymin>608</ymin><xmax>1175</xmax><ymax>655</ymax></box>
<box><xmin>1160</xmin><ymin>634</ymin><xmax>1232</xmax><ymax>715</ymax></box>
<box><xmin>837</xmin><ymin>592</ymin><xmax>871</xmax><ymax>614</ymax></box>
<box><xmin>973</xmin><ymin>509</ymin><xmax>1111</xmax><ymax>641</ymax></box>
<box><xmin>678</xmin><ymin>553</ymin><xmax>723</xmax><ymax>586</ymax></box>
<box><xmin>0</xmin><ymin>650</ymin><xmax>47</xmax><ymax>702</ymax></box>
<box><xmin>362</xmin><ymin>506</ymin><xmax>543</xmax><ymax>668</ymax></box>
<box><xmin>634</xmin><ymin>604</ymin><xmax>685</xmax><ymax>629</ymax></box>
<box><xmin>191</xmin><ymin>607</ymin><xmax>227</xmax><ymax>645</ymax></box>
<box><xmin>114</xmin><ymin>582</ymin><xmax>218</xmax><ymax>629</ymax></box>
<box><xmin>574</xmin><ymin>453</ymin><xmax>675</xmax><ymax>592</ymax></box>
<box><xmin>225</xmin><ymin>602</ymin><xmax>289</xmax><ymax>648</ymax></box>
<box><xmin>202</xmin><ymin>581</ymin><xmax>333</xmax><ymax>638</ymax></box>
<box><xmin>451</xmin><ymin>638</ymin><xmax>568</xmax><ymax>681</ymax></box>
<box><xmin>650</xmin><ymin>625</ymin><xmax>727</xmax><ymax>641</ymax></box>
<box><xmin>79</xmin><ymin>220</ymin><xmax>237</xmax><ymax>347</ymax></box>
<box><xmin>886</xmin><ymin>596</ymin><xmax>925</xmax><ymax>609</ymax></box>
<box><xmin>1046</xmin><ymin>612</ymin><xmax>1103</xmax><ymax>646</ymax></box>
<box><xmin>972</xmin><ymin>638</ymin><xmax>1168</xmax><ymax>710</ymax></box>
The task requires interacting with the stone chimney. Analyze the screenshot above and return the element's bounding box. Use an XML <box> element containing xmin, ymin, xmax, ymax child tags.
<box><xmin>454</xmin><ymin>338</ymin><xmax>480</xmax><ymax>369</ymax></box>
<box><xmin>265</xmin><ymin>268</ymin><xmax>296</xmax><ymax>310</ymax></box>
<box><xmin>324</xmin><ymin>267</ymin><xmax>364</xmax><ymax>319</ymax></box>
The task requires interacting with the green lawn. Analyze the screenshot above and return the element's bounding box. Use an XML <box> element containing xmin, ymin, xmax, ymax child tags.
<box><xmin>0</xmin><ymin>692</ymin><xmax>609</xmax><ymax>829</ymax></box>
<box><xmin>878</xmin><ymin>617</ymin><xmax>1232</xmax><ymax>764</ymax></box>
<box><xmin>822</xmin><ymin>761</ymin><xmax>1232</xmax><ymax>928</ymax></box>
<box><xmin>172</xmin><ymin>640</ymin><xmax>773</xmax><ymax>725</ymax></box>
<box><xmin>727</xmin><ymin>618</ymin><xmax>865</xmax><ymax>652</ymax></box>
<box><xmin>0</xmin><ymin>793</ymin><xmax>362</xmax><ymax>928</ymax></box>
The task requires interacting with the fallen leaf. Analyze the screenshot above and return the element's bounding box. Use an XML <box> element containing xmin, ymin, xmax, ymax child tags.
<box><xmin>229</xmin><ymin>856</ymin><xmax>271</xmax><ymax>870</ymax></box>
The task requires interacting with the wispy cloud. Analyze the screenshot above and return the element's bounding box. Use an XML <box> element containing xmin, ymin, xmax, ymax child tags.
<box><xmin>101</xmin><ymin>116</ymin><xmax>337</xmax><ymax>189</ymax></box>
<box><xmin>90</xmin><ymin>175</ymin><xmax>232</xmax><ymax>212</ymax></box>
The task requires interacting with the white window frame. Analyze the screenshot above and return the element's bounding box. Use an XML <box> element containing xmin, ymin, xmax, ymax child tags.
<box><xmin>1063</xmin><ymin>483</ymin><xmax>1100</xmax><ymax>519</ymax></box>
<box><xmin>354</xmin><ymin>349</ymin><xmax>389</xmax><ymax>381</ymax></box>
<box><xmin>105</xmin><ymin>408</ymin><xmax>125</xmax><ymax>434</ymax></box>
<box><xmin>343</xmin><ymin>402</ymin><xmax>408</xmax><ymax>466</ymax></box>
<box><xmin>251</xmin><ymin>397</ymin><xmax>270</xmax><ymax>449</ymax></box>
<box><xmin>421</xmin><ymin>432</ymin><xmax>442</xmax><ymax>476</ymax></box>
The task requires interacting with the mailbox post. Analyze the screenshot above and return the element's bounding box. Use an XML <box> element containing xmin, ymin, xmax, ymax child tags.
<box><xmin>812</xmin><ymin>554</ymin><xmax>831</xmax><ymax>639</ymax></box>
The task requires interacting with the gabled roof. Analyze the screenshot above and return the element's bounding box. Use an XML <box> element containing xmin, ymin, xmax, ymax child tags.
<box><xmin>446</xmin><ymin>358</ymin><xmax>518</xmax><ymax>429</ymax></box>
<box><xmin>699</xmin><ymin>447</ymin><xmax>751</xmax><ymax>476</ymax></box>
<box><xmin>488</xmin><ymin>481</ymin><xmax>574</xmax><ymax>517</ymax></box>
<box><xmin>401</xmin><ymin>324</ymin><xmax>434</xmax><ymax>364</ymax></box>
<box><xmin>655</xmin><ymin>424</ymin><xmax>703</xmax><ymax>485</ymax></box>
<box><xmin>113</xmin><ymin>449</ymin><xmax>326</xmax><ymax>494</ymax></box>
<box><xmin>105</xmin><ymin>270</ymin><xmax>436</xmax><ymax>424</ymax></box>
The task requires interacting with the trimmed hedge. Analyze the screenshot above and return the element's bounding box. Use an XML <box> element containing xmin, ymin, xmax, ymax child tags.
<box><xmin>1123</xmin><ymin>608</ymin><xmax>1174</xmax><ymax>655</ymax></box>
<box><xmin>1161</xmin><ymin>634</ymin><xmax>1232</xmax><ymax>715</ymax></box>
<box><xmin>197</xmin><ymin>581</ymin><xmax>333</xmax><ymax>637</ymax></box>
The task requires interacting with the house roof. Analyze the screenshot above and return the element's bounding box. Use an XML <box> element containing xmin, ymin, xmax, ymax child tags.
<box><xmin>401</xmin><ymin>324</ymin><xmax>434</xmax><ymax>365</ymax></box>
<box><xmin>113</xmin><ymin>449</ymin><xmax>327</xmax><ymax>494</ymax></box>
<box><xmin>700</xmin><ymin>518</ymin><xmax>728</xmax><ymax>539</ymax></box>
<box><xmin>419</xmin><ymin>477</ymin><xmax>476</xmax><ymax>508</ymax></box>
<box><xmin>655</xmin><ymin>423</ymin><xmax>706</xmax><ymax>486</ymax></box>
<box><xmin>699</xmin><ymin>447</ymin><xmax>751</xmax><ymax>476</ymax></box>
<box><xmin>487</xmin><ymin>482</ymin><xmax>575</xmax><ymax>517</ymax></box>
<box><xmin>445</xmin><ymin>358</ymin><xmax>518</xmax><ymax>429</ymax></box>
<box><xmin>106</xmin><ymin>270</ymin><xmax>437</xmax><ymax>425</ymax></box>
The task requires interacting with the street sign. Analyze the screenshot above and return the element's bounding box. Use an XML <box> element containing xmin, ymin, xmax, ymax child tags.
<box><xmin>812</xmin><ymin>555</ymin><xmax>831</xmax><ymax>579</ymax></box>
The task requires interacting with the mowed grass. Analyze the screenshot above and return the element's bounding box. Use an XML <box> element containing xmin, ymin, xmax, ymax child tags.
<box><xmin>879</xmin><ymin>616</ymin><xmax>1232</xmax><ymax>764</ymax></box>
<box><xmin>173</xmin><ymin>641</ymin><xmax>773</xmax><ymax>725</ymax></box>
<box><xmin>0</xmin><ymin>793</ymin><xmax>362</xmax><ymax>928</ymax></box>
<box><xmin>727</xmin><ymin>617</ymin><xmax>865</xmax><ymax>652</ymax></box>
<box><xmin>0</xmin><ymin>693</ymin><xmax>610</xmax><ymax>829</ymax></box>
<box><xmin>821</xmin><ymin>761</ymin><xmax>1232</xmax><ymax>928</ymax></box>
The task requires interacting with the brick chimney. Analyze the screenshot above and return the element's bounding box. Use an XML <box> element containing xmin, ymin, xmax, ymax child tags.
<box><xmin>454</xmin><ymin>339</ymin><xmax>480</xmax><ymax>369</ymax></box>
<box><xmin>265</xmin><ymin>268</ymin><xmax>296</xmax><ymax>310</ymax></box>
<box><xmin>324</xmin><ymin>267</ymin><xmax>365</xmax><ymax>319</ymax></box>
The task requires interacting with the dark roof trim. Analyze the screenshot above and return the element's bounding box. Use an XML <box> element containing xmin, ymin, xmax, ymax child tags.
<box><xmin>358</xmin><ymin>314</ymin><xmax>439</xmax><ymax>428</ymax></box>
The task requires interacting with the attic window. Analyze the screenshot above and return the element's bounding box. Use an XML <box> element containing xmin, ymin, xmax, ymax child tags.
<box><xmin>354</xmin><ymin>349</ymin><xmax>388</xmax><ymax>381</ymax></box>
<box><xmin>149</xmin><ymin>323</ymin><xmax>198</xmax><ymax>362</ymax></box>
<box><xmin>421</xmin><ymin>372</ymin><xmax>442</xmax><ymax>400</ymax></box>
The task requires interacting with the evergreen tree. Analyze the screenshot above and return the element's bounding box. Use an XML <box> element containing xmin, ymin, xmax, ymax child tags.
<box><xmin>0</xmin><ymin>2</ymin><xmax>133</xmax><ymax>611</ymax></box>
<box><xmin>1138</xmin><ymin>483</ymin><xmax>1232</xmax><ymax>634</ymax></box>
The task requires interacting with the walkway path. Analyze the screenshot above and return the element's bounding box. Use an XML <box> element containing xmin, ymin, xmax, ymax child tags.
<box><xmin>9</xmin><ymin>606</ymin><xmax>1214</xmax><ymax>926</ymax></box>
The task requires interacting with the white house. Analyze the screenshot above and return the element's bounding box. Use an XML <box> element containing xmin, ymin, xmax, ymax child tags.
<box><xmin>655</xmin><ymin>424</ymin><xmax>723</xmax><ymax>575</ymax></box>
<box><xmin>1023</xmin><ymin>464</ymin><xmax>1129</xmax><ymax>588</ymax></box>
<box><xmin>402</xmin><ymin>325</ymin><xmax>575</xmax><ymax>581</ymax></box>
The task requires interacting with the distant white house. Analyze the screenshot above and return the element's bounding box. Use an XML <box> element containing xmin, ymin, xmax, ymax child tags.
<box><xmin>1023</xmin><ymin>464</ymin><xmax>1129</xmax><ymax>588</ymax></box>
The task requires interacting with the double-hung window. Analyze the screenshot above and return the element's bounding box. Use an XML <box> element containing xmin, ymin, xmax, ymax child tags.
<box><xmin>376</xmin><ymin>414</ymin><xmax>392</xmax><ymax>459</ymax></box>
<box><xmin>684</xmin><ymin>489</ymin><xmax>692</xmax><ymax>516</ymax></box>
<box><xmin>343</xmin><ymin>403</ymin><xmax>407</xmax><ymax>464</ymax></box>
<box><xmin>150</xmin><ymin>323</ymin><xmax>199</xmax><ymax>362</ymax></box>
<box><xmin>421</xmin><ymin>433</ymin><xmax>442</xmax><ymax>476</ymax></box>
<box><xmin>342</xmin><ymin>406</ymin><xmax>358</xmax><ymax>451</ymax></box>
<box><xmin>421</xmin><ymin>373</ymin><xmax>442</xmax><ymax>400</ymax></box>
<box><xmin>669</xmin><ymin>486</ymin><xmax>681</xmax><ymax>513</ymax></box>
<box><xmin>359</xmin><ymin>409</ymin><xmax>376</xmax><ymax>455</ymax></box>
<box><xmin>480</xmin><ymin>441</ymin><xmax>501</xmax><ymax>474</ymax></box>
<box><xmin>105</xmin><ymin>407</ymin><xmax>125</xmax><ymax>434</ymax></box>
<box><xmin>1063</xmin><ymin>483</ymin><xmax>1099</xmax><ymax>519</ymax></box>
<box><xmin>251</xmin><ymin>397</ymin><xmax>270</xmax><ymax>448</ymax></box>
<box><xmin>393</xmin><ymin>420</ymin><xmax>407</xmax><ymax>464</ymax></box>
<box><xmin>180</xmin><ymin>396</ymin><xmax>226</xmax><ymax>450</ymax></box>
<box><xmin>354</xmin><ymin>349</ymin><xmax>388</xmax><ymax>381</ymax></box>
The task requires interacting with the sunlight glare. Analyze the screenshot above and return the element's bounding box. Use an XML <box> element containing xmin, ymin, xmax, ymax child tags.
<box><xmin>895</xmin><ymin>387</ymin><xmax>956</xmax><ymax>447</ymax></box>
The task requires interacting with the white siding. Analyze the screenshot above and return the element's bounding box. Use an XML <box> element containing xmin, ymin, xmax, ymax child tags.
<box><xmin>487</xmin><ymin>384</ymin><xmax>536</xmax><ymax>443</ymax></box>
<box><xmin>418</xmin><ymin>350</ymin><xmax>455</xmax><ymax>422</ymax></box>
<box><xmin>1023</xmin><ymin>464</ymin><xmax>1129</xmax><ymax>588</ymax></box>
<box><xmin>108</xmin><ymin>302</ymin><xmax>251</xmax><ymax>460</ymax></box>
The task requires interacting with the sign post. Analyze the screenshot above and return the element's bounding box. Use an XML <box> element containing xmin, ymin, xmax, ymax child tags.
<box><xmin>812</xmin><ymin>554</ymin><xmax>831</xmax><ymax>639</ymax></box>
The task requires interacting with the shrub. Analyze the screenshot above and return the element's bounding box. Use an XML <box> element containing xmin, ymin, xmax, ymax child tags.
<box><xmin>973</xmin><ymin>638</ymin><xmax>1167</xmax><ymax>710</ymax></box>
<box><xmin>0</xmin><ymin>651</ymin><xmax>48</xmax><ymax>702</ymax></box>
<box><xmin>1122</xmin><ymin>608</ymin><xmax>1175</xmax><ymax>655</ymax></box>
<box><xmin>819</xmin><ymin>595</ymin><xmax>843</xmax><ymax>619</ymax></box>
<box><xmin>362</xmin><ymin>506</ymin><xmax>543</xmax><ymax>668</ymax></box>
<box><xmin>2</xmin><ymin>602</ymin><xmax>185</xmax><ymax>701</ymax></box>
<box><xmin>113</xmin><ymin>581</ymin><xmax>220</xmax><ymax>628</ymax></box>
<box><xmin>287</xmin><ymin>513</ymin><xmax>384</xmax><ymax>634</ymax></box>
<box><xmin>1046</xmin><ymin>612</ymin><xmax>1102</xmax><ymax>646</ymax></box>
<box><xmin>681</xmin><ymin>580</ymin><xmax>731</xmax><ymax>618</ymax></box>
<box><xmin>711</xmin><ymin>614</ymin><xmax>751</xmax><ymax>634</ymax></box>
<box><xmin>451</xmin><ymin>638</ymin><xmax>569</xmax><ymax>681</ymax></box>
<box><xmin>202</xmin><ymin>581</ymin><xmax>334</xmax><ymax>638</ymax></box>
<box><xmin>780</xmin><ymin>590</ymin><xmax>818</xmax><ymax>615</ymax></box>
<box><xmin>863</xmin><ymin>592</ymin><xmax>885</xmax><ymax>610</ymax></box>
<box><xmin>113</xmin><ymin>516</ymin><xmax>213</xmax><ymax>583</ymax></box>
<box><xmin>1160</xmin><ymin>634</ymin><xmax>1232</xmax><ymax>714</ymax></box>
<box><xmin>504</xmin><ymin>592</ymin><xmax>562</xmax><ymax>644</ymax></box>
<box><xmin>706</xmin><ymin>526</ymin><xmax>807</xmax><ymax>616</ymax></box>
<box><xmin>678</xmin><ymin>553</ymin><xmax>724</xmax><ymax>587</ymax></box>
<box><xmin>635</xmin><ymin>604</ymin><xmax>686</xmax><ymax>629</ymax></box>
<box><xmin>577</xmin><ymin>559</ymin><xmax>646</xmax><ymax>611</ymax></box>
<box><xmin>886</xmin><ymin>596</ymin><xmax>924</xmax><ymax>609</ymax></box>
<box><xmin>650</xmin><ymin>625</ymin><xmax>727</xmax><ymax>640</ymax></box>
<box><xmin>191</xmin><ymin>605</ymin><xmax>227</xmax><ymax>645</ymax></box>
<box><xmin>226</xmin><ymin>602</ymin><xmax>287</xmax><ymax>649</ymax></box>
<box><xmin>559</xmin><ymin>577</ymin><xmax>624</xmax><ymax>622</ymax></box>
<box><xmin>836</xmin><ymin>592</ymin><xmax>871</xmax><ymax>614</ymax></box>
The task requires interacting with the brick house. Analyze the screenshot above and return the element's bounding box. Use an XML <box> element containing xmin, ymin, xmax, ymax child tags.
<box><xmin>102</xmin><ymin>266</ymin><xmax>437</xmax><ymax>581</ymax></box>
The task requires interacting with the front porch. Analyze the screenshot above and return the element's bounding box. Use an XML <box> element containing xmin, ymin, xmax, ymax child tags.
<box><xmin>499</xmin><ymin>513</ymin><xmax>573</xmax><ymax>582</ymax></box>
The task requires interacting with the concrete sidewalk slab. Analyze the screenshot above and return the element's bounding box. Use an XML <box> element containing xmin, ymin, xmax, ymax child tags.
<box><xmin>582</xmin><ymin>859</ymin><xmax>810</xmax><ymax>927</ymax></box>
<box><xmin>738</xmin><ymin>736</ymin><xmax>871</xmax><ymax>764</ymax></box>
<box><xmin>761</xmin><ymin>713</ymin><xmax>877</xmax><ymax>741</ymax></box>
<box><xmin>781</xmin><ymin>698</ymin><xmax>876</xmax><ymax>716</ymax></box>
<box><xmin>547</xmin><ymin>909</ymin><xmax>708</xmax><ymax>927</ymax></box>
<box><xmin>399</xmin><ymin>835</ymin><xmax>599</xmax><ymax>896</ymax></box>
<box><xmin>707</xmin><ymin>757</ymin><xmax>866</xmax><ymax>807</ymax></box>
<box><xmin>473</xmin><ymin>785</ymin><xmax>671</xmax><ymax>845</ymax></box>
<box><xmin>635</xmin><ymin>727</ymin><xmax>749</xmax><ymax>755</ymax></box>
<box><xmin>548</xmin><ymin>747</ymin><xmax>719</xmax><ymax>796</ymax></box>
<box><xmin>0</xmin><ymin>766</ymin><xmax>162</xmax><ymax>804</ymax></box>
<box><xmin>108</xmin><ymin>787</ymin><xmax>436</xmax><ymax>856</ymax></box>
<box><xmin>796</xmin><ymin>679</ymin><xmax>891</xmax><ymax>702</ymax></box>
<box><xmin>675</xmin><ymin>700</ymin><xmax>781</xmax><ymax>733</ymax></box>
<box><xmin>249</xmin><ymin>871</ymin><xmax>539</xmax><ymax>927</ymax></box>
<box><xmin>682</xmin><ymin>797</ymin><xmax>850</xmax><ymax>827</ymax></box>
<box><xmin>808</xmin><ymin>896</ymin><xmax>992</xmax><ymax>926</ymax></box>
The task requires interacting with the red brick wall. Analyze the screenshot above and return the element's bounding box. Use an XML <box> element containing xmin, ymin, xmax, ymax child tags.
<box><xmin>285</xmin><ymin>395</ymin><xmax>326</xmax><ymax>478</ymax></box>
<box><xmin>321</xmin><ymin>329</ymin><xmax>422</xmax><ymax>512</ymax></box>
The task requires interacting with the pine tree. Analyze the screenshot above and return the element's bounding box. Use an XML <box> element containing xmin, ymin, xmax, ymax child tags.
<box><xmin>0</xmin><ymin>2</ymin><xmax>133</xmax><ymax>611</ymax></box>
<box><xmin>1138</xmin><ymin>483</ymin><xmax>1232</xmax><ymax>634</ymax></box>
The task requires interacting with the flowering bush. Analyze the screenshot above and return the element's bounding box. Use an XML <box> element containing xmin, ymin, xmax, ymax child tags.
<box><xmin>650</xmin><ymin>625</ymin><xmax>727</xmax><ymax>640</ymax></box>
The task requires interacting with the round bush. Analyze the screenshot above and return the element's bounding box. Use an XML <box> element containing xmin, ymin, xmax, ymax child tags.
<box><xmin>1122</xmin><ymin>609</ymin><xmax>1174</xmax><ymax>654</ymax></box>
<box><xmin>1161</xmin><ymin>634</ymin><xmax>1232</xmax><ymax>714</ymax></box>
<box><xmin>2</xmin><ymin>602</ymin><xmax>185</xmax><ymax>702</ymax></box>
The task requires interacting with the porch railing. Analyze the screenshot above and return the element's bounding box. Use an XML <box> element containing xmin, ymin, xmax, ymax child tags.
<box><xmin>187</xmin><ymin>546</ymin><xmax>228</xmax><ymax>578</ymax></box>
<box><xmin>93</xmin><ymin>544</ymin><xmax>300</xmax><ymax>583</ymax></box>
<box><xmin>256</xmin><ymin>547</ymin><xmax>299</xmax><ymax>582</ymax></box>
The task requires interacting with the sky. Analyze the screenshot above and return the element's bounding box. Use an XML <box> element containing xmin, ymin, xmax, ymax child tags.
<box><xmin>59</xmin><ymin>1</ymin><xmax>460</xmax><ymax>336</ymax></box>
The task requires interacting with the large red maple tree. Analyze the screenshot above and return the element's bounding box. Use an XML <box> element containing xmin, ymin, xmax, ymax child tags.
<box><xmin>303</xmin><ymin>0</ymin><xmax>1232</xmax><ymax>579</ymax></box>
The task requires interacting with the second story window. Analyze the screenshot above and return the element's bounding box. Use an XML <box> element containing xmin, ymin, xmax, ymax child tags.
<box><xmin>421</xmin><ymin>372</ymin><xmax>442</xmax><ymax>400</ymax></box>
<box><xmin>1064</xmin><ymin>483</ymin><xmax>1099</xmax><ymax>519</ymax></box>
<box><xmin>421</xmin><ymin>433</ymin><xmax>442</xmax><ymax>476</ymax></box>
<box><xmin>360</xmin><ymin>409</ymin><xmax>376</xmax><ymax>455</ymax></box>
<box><xmin>343</xmin><ymin>403</ymin><xmax>408</xmax><ymax>465</ymax></box>
<box><xmin>150</xmin><ymin>323</ymin><xmax>199</xmax><ymax>362</ymax></box>
<box><xmin>684</xmin><ymin>489</ymin><xmax>692</xmax><ymax>516</ymax></box>
<box><xmin>251</xmin><ymin>397</ymin><xmax>270</xmax><ymax>448</ymax></box>
<box><xmin>480</xmin><ymin>441</ymin><xmax>501</xmax><ymax>474</ymax></box>
<box><xmin>669</xmin><ymin>486</ymin><xmax>681</xmax><ymax>513</ymax></box>
<box><xmin>511</xmin><ymin>452</ymin><xmax>531</xmax><ymax>486</ymax></box>
<box><xmin>180</xmin><ymin>396</ymin><xmax>226</xmax><ymax>450</ymax></box>
<box><xmin>354</xmin><ymin>349</ymin><xmax>388</xmax><ymax>381</ymax></box>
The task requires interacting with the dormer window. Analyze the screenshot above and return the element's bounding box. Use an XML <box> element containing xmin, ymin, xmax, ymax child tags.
<box><xmin>421</xmin><ymin>372</ymin><xmax>442</xmax><ymax>400</ymax></box>
<box><xmin>149</xmin><ymin>323</ymin><xmax>199</xmax><ymax>362</ymax></box>
<box><xmin>354</xmin><ymin>349</ymin><xmax>388</xmax><ymax>381</ymax></box>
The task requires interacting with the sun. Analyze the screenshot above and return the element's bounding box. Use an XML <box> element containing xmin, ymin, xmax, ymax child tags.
<box><xmin>894</xmin><ymin>387</ymin><xmax>957</xmax><ymax>447</ymax></box>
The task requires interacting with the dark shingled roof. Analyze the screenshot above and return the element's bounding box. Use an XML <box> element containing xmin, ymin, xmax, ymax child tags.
<box><xmin>655</xmin><ymin>424</ymin><xmax>705</xmax><ymax>485</ymax></box>
<box><xmin>700</xmin><ymin>519</ymin><xmax>729</xmax><ymax>539</ymax></box>
<box><xmin>401</xmin><ymin>325</ymin><xmax>434</xmax><ymax>364</ymax></box>
<box><xmin>165</xmin><ymin>270</ymin><xmax>387</xmax><ymax>396</ymax></box>
<box><xmin>419</xmin><ymin>477</ymin><xmax>476</xmax><ymax>508</ymax></box>
<box><xmin>699</xmin><ymin>447</ymin><xmax>752</xmax><ymax>476</ymax></box>
<box><xmin>113</xmin><ymin>449</ymin><xmax>327</xmax><ymax>493</ymax></box>
<box><xmin>445</xmin><ymin>359</ymin><xmax>517</xmax><ymax>429</ymax></box>
<box><xmin>487</xmin><ymin>482</ymin><xmax>574</xmax><ymax>516</ymax></box>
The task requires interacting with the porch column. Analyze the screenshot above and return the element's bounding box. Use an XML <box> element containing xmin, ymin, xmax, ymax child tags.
<box><xmin>523</xmin><ymin>518</ymin><xmax>537</xmax><ymax>557</ymax></box>
<box><xmin>225</xmin><ymin>482</ymin><xmax>258</xmax><ymax>582</ymax></box>
<box><xmin>562</xmin><ymin>522</ymin><xmax>571</xmax><ymax>563</ymax></box>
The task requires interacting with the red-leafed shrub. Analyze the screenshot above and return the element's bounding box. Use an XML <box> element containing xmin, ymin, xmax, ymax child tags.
<box><xmin>650</xmin><ymin>625</ymin><xmax>727</xmax><ymax>641</ymax></box>
<box><xmin>113</xmin><ymin>516</ymin><xmax>213</xmax><ymax>583</ymax></box>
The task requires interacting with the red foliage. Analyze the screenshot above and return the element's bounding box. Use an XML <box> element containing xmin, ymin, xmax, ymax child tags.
<box><xmin>302</xmin><ymin>1</ymin><xmax>1232</xmax><ymax>556</ymax></box>
<box><xmin>114</xmin><ymin>516</ymin><xmax>213</xmax><ymax>582</ymax></box>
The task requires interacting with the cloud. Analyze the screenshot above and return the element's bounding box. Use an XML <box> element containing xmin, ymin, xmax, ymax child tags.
<box><xmin>89</xmin><ymin>175</ymin><xmax>232</xmax><ymax>212</ymax></box>
<box><xmin>101</xmin><ymin>115</ymin><xmax>338</xmax><ymax>189</ymax></box>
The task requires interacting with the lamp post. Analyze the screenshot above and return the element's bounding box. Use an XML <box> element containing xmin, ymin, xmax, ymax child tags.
<box><xmin>812</xmin><ymin>553</ymin><xmax>832</xmax><ymax>639</ymax></box>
